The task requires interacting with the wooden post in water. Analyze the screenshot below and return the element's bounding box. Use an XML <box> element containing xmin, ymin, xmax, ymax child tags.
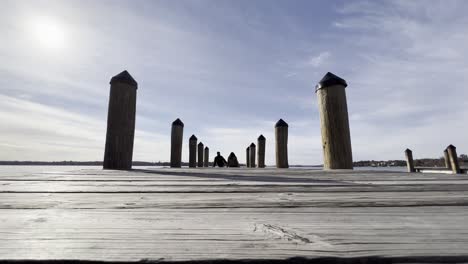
<box><xmin>275</xmin><ymin>119</ymin><xmax>289</xmax><ymax>168</ymax></box>
<box><xmin>246</xmin><ymin>147</ymin><xmax>250</xmax><ymax>168</ymax></box>
<box><xmin>189</xmin><ymin>135</ymin><xmax>197</xmax><ymax>168</ymax></box>
<box><xmin>249</xmin><ymin>143</ymin><xmax>256</xmax><ymax>168</ymax></box>
<box><xmin>198</xmin><ymin>142</ymin><xmax>204</xmax><ymax>167</ymax></box>
<box><xmin>443</xmin><ymin>148</ymin><xmax>452</xmax><ymax>170</ymax></box>
<box><xmin>447</xmin><ymin>145</ymin><xmax>461</xmax><ymax>174</ymax></box>
<box><xmin>257</xmin><ymin>135</ymin><xmax>266</xmax><ymax>168</ymax></box>
<box><xmin>405</xmin><ymin>149</ymin><xmax>415</xmax><ymax>173</ymax></box>
<box><xmin>316</xmin><ymin>72</ymin><xmax>353</xmax><ymax>170</ymax></box>
<box><xmin>103</xmin><ymin>70</ymin><xmax>137</xmax><ymax>170</ymax></box>
<box><xmin>204</xmin><ymin>147</ymin><xmax>209</xmax><ymax>167</ymax></box>
<box><xmin>170</xmin><ymin>118</ymin><xmax>184</xmax><ymax>168</ymax></box>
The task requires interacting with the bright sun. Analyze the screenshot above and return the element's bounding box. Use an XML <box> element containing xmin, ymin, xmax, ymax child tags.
<box><xmin>31</xmin><ymin>17</ymin><xmax>66</xmax><ymax>50</ymax></box>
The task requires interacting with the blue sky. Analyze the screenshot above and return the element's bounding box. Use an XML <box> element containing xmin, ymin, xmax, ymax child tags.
<box><xmin>1</xmin><ymin>0</ymin><xmax>467</xmax><ymax>164</ymax></box>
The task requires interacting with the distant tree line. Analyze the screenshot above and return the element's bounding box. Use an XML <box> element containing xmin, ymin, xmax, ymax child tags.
<box><xmin>354</xmin><ymin>154</ymin><xmax>467</xmax><ymax>167</ymax></box>
<box><xmin>1</xmin><ymin>154</ymin><xmax>466</xmax><ymax>167</ymax></box>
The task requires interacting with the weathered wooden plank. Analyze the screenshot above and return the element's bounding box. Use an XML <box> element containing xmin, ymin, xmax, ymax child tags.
<box><xmin>0</xmin><ymin>167</ymin><xmax>467</xmax><ymax>262</ymax></box>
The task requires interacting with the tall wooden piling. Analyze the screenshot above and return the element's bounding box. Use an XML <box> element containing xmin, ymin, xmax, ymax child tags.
<box><xmin>275</xmin><ymin>119</ymin><xmax>289</xmax><ymax>168</ymax></box>
<box><xmin>103</xmin><ymin>70</ymin><xmax>137</xmax><ymax>170</ymax></box>
<box><xmin>316</xmin><ymin>72</ymin><xmax>353</xmax><ymax>170</ymax></box>
<box><xmin>443</xmin><ymin>148</ymin><xmax>452</xmax><ymax>170</ymax></box>
<box><xmin>249</xmin><ymin>143</ymin><xmax>256</xmax><ymax>168</ymax></box>
<box><xmin>170</xmin><ymin>118</ymin><xmax>184</xmax><ymax>168</ymax></box>
<box><xmin>447</xmin><ymin>145</ymin><xmax>461</xmax><ymax>174</ymax></box>
<box><xmin>198</xmin><ymin>142</ymin><xmax>204</xmax><ymax>167</ymax></box>
<box><xmin>257</xmin><ymin>135</ymin><xmax>266</xmax><ymax>168</ymax></box>
<box><xmin>189</xmin><ymin>135</ymin><xmax>197</xmax><ymax>168</ymax></box>
<box><xmin>204</xmin><ymin>147</ymin><xmax>209</xmax><ymax>167</ymax></box>
<box><xmin>405</xmin><ymin>149</ymin><xmax>415</xmax><ymax>173</ymax></box>
<box><xmin>246</xmin><ymin>147</ymin><xmax>250</xmax><ymax>168</ymax></box>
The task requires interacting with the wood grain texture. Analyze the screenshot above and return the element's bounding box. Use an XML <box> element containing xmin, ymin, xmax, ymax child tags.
<box><xmin>317</xmin><ymin>85</ymin><xmax>353</xmax><ymax>170</ymax></box>
<box><xmin>103</xmin><ymin>82</ymin><xmax>137</xmax><ymax>170</ymax></box>
<box><xmin>246</xmin><ymin>147</ymin><xmax>250</xmax><ymax>168</ymax></box>
<box><xmin>257</xmin><ymin>137</ymin><xmax>266</xmax><ymax>168</ymax></box>
<box><xmin>405</xmin><ymin>149</ymin><xmax>415</xmax><ymax>173</ymax></box>
<box><xmin>275</xmin><ymin>127</ymin><xmax>288</xmax><ymax>168</ymax></box>
<box><xmin>447</xmin><ymin>145</ymin><xmax>461</xmax><ymax>174</ymax></box>
<box><xmin>204</xmin><ymin>147</ymin><xmax>209</xmax><ymax>167</ymax></box>
<box><xmin>198</xmin><ymin>143</ymin><xmax>204</xmax><ymax>168</ymax></box>
<box><xmin>189</xmin><ymin>138</ymin><xmax>197</xmax><ymax>168</ymax></box>
<box><xmin>170</xmin><ymin>124</ymin><xmax>183</xmax><ymax>168</ymax></box>
<box><xmin>444</xmin><ymin>148</ymin><xmax>451</xmax><ymax>169</ymax></box>
<box><xmin>249</xmin><ymin>144</ymin><xmax>256</xmax><ymax>168</ymax></box>
<box><xmin>1</xmin><ymin>167</ymin><xmax>468</xmax><ymax>262</ymax></box>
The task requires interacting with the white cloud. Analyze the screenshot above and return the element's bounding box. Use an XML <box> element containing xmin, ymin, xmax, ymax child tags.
<box><xmin>0</xmin><ymin>95</ymin><xmax>169</xmax><ymax>162</ymax></box>
<box><xmin>307</xmin><ymin>51</ymin><xmax>331</xmax><ymax>67</ymax></box>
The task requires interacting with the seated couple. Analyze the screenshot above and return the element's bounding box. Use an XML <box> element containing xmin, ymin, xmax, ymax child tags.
<box><xmin>213</xmin><ymin>152</ymin><xmax>239</xmax><ymax>167</ymax></box>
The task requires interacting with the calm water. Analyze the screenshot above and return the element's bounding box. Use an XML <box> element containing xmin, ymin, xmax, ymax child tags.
<box><xmin>0</xmin><ymin>165</ymin><xmax>407</xmax><ymax>174</ymax></box>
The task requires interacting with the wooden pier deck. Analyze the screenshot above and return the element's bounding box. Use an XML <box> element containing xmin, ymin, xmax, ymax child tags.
<box><xmin>1</xmin><ymin>167</ymin><xmax>468</xmax><ymax>263</ymax></box>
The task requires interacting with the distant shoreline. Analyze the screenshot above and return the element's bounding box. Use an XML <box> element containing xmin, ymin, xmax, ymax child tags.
<box><xmin>0</xmin><ymin>160</ymin><xmax>411</xmax><ymax>167</ymax></box>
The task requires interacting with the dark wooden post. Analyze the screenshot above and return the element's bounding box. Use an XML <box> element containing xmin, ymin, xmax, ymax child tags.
<box><xmin>170</xmin><ymin>118</ymin><xmax>184</xmax><ymax>168</ymax></box>
<box><xmin>275</xmin><ymin>119</ymin><xmax>289</xmax><ymax>168</ymax></box>
<box><xmin>189</xmin><ymin>135</ymin><xmax>197</xmax><ymax>168</ymax></box>
<box><xmin>246</xmin><ymin>147</ymin><xmax>250</xmax><ymax>168</ymax></box>
<box><xmin>316</xmin><ymin>72</ymin><xmax>353</xmax><ymax>170</ymax></box>
<box><xmin>198</xmin><ymin>142</ymin><xmax>204</xmax><ymax>167</ymax></box>
<box><xmin>103</xmin><ymin>70</ymin><xmax>137</xmax><ymax>170</ymax></box>
<box><xmin>447</xmin><ymin>145</ymin><xmax>461</xmax><ymax>174</ymax></box>
<box><xmin>204</xmin><ymin>147</ymin><xmax>209</xmax><ymax>167</ymax></box>
<box><xmin>405</xmin><ymin>149</ymin><xmax>415</xmax><ymax>173</ymax></box>
<box><xmin>257</xmin><ymin>135</ymin><xmax>266</xmax><ymax>168</ymax></box>
<box><xmin>249</xmin><ymin>143</ymin><xmax>256</xmax><ymax>168</ymax></box>
<box><xmin>443</xmin><ymin>148</ymin><xmax>452</xmax><ymax>170</ymax></box>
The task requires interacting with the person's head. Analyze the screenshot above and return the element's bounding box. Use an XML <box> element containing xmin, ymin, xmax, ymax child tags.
<box><xmin>217</xmin><ymin>152</ymin><xmax>221</xmax><ymax>156</ymax></box>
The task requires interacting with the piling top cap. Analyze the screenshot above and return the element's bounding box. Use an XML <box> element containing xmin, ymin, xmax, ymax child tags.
<box><xmin>246</xmin><ymin>146</ymin><xmax>250</xmax><ymax>150</ymax></box>
<box><xmin>110</xmin><ymin>70</ymin><xmax>138</xmax><ymax>87</ymax></box>
<box><xmin>198</xmin><ymin>142</ymin><xmax>203</xmax><ymax>146</ymax></box>
<box><xmin>205</xmin><ymin>146</ymin><xmax>209</xmax><ymax>150</ymax></box>
<box><xmin>258</xmin><ymin>134</ymin><xmax>265</xmax><ymax>140</ymax></box>
<box><xmin>250</xmin><ymin>143</ymin><xmax>256</xmax><ymax>147</ymax></box>
<box><xmin>405</xmin><ymin>148</ymin><xmax>412</xmax><ymax>153</ymax></box>
<box><xmin>172</xmin><ymin>118</ymin><xmax>184</xmax><ymax>127</ymax></box>
<box><xmin>315</xmin><ymin>72</ymin><xmax>347</xmax><ymax>92</ymax></box>
<box><xmin>447</xmin><ymin>144</ymin><xmax>456</xmax><ymax>149</ymax></box>
<box><xmin>190</xmin><ymin>135</ymin><xmax>197</xmax><ymax>140</ymax></box>
<box><xmin>275</xmin><ymin>119</ymin><xmax>288</xmax><ymax>128</ymax></box>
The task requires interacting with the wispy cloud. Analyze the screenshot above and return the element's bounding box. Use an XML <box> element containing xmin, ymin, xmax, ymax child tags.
<box><xmin>307</xmin><ymin>51</ymin><xmax>331</xmax><ymax>68</ymax></box>
<box><xmin>1</xmin><ymin>0</ymin><xmax>467</xmax><ymax>164</ymax></box>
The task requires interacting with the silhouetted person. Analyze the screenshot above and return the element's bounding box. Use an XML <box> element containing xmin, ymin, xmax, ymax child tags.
<box><xmin>227</xmin><ymin>152</ymin><xmax>239</xmax><ymax>167</ymax></box>
<box><xmin>213</xmin><ymin>152</ymin><xmax>227</xmax><ymax>167</ymax></box>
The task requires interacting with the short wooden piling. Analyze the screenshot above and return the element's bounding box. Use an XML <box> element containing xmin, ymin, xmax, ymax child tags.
<box><xmin>246</xmin><ymin>147</ymin><xmax>250</xmax><ymax>168</ymax></box>
<box><xmin>447</xmin><ymin>145</ymin><xmax>461</xmax><ymax>174</ymax></box>
<box><xmin>257</xmin><ymin>135</ymin><xmax>266</xmax><ymax>168</ymax></box>
<box><xmin>405</xmin><ymin>149</ymin><xmax>415</xmax><ymax>173</ymax></box>
<box><xmin>249</xmin><ymin>143</ymin><xmax>256</xmax><ymax>168</ymax></box>
<box><xmin>170</xmin><ymin>118</ymin><xmax>184</xmax><ymax>168</ymax></box>
<box><xmin>204</xmin><ymin>147</ymin><xmax>209</xmax><ymax>167</ymax></box>
<box><xmin>443</xmin><ymin>148</ymin><xmax>452</xmax><ymax>170</ymax></box>
<box><xmin>275</xmin><ymin>119</ymin><xmax>289</xmax><ymax>168</ymax></box>
<box><xmin>198</xmin><ymin>142</ymin><xmax>204</xmax><ymax>167</ymax></box>
<box><xmin>189</xmin><ymin>135</ymin><xmax>197</xmax><ymax>168</ymax></box>
<box><xmin>316</xmin><ymin>72</ymin><xmax>353</xmax><ymax>170</ymax></box>
<box><xmin>103</xmin><ymin>70</ymin><xmax>137</xmax><ymax>170</ymax></box>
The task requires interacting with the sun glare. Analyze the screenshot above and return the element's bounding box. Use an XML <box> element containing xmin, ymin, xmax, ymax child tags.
<box><xmin>31</xmin><ymin>17</ymin><xmax>66</xmax><ymax>50</ymax></box>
